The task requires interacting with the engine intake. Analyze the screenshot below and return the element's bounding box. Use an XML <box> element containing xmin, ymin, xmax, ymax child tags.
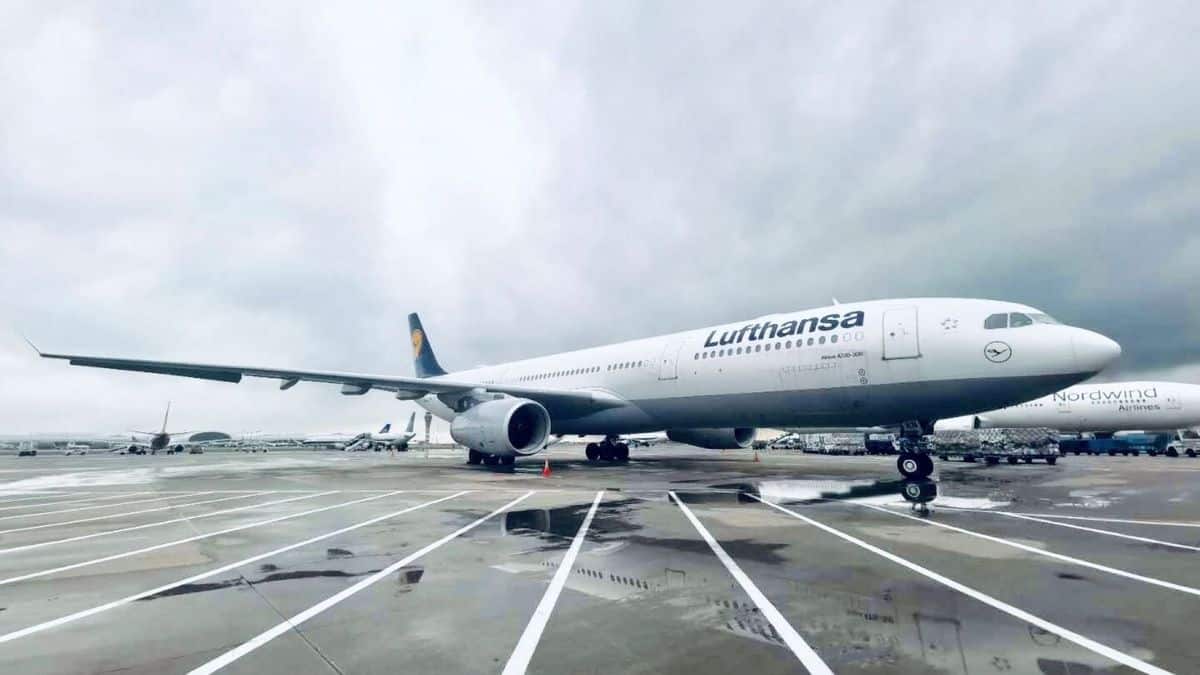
<box><xmin>666</xmin><ymin>427</ymin><xmax>756</xmax><ymax>450</ymax></box>
<box><xmin>451</xmin><ymin>398</ymin><xmax>551</xmax><ymax>456</ymax></box>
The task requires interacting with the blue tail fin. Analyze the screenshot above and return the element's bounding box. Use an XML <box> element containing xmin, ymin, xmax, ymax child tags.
<box><xmin>380</xmin><ymin>423</ymin><xmax>391</xmax><ymax>434</ymax></box>
<box><xmin>408</xmin><ymin>313</ymin><xmax>447</xmax><ymax>378</ymax></box>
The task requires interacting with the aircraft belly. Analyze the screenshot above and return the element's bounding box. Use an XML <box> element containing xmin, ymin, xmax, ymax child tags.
<box><xmin>556</xmin><ymin>372</ymin><xmax>1091</xmax><ymax>434</ymax></box>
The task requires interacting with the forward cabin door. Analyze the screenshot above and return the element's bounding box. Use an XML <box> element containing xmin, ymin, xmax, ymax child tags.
<box><xmin>882</xmin><ymin>308</ymin><xmax>921</xmax><ymax>360</ymax></box>
<box><xmin>657</xmin><ymin>340</ymin><xmax>682</xmax><ymax>380</ymax></box>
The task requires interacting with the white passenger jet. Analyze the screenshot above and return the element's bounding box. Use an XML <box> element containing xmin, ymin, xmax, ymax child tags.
<box><xmin>124</xmin><ymin>402</ymin><xmax>201</xmax><ymax>455</ymax></box>
<box><xmin>344</xmin><ymin>413</ymin><xmax>418</xmax><ymax>452</ymax></box>
<box><xmin>31</xmin><ymin>299</ymin><xmax>1120</xmax><ymax>478</ymax></box>
<box><xmin>937</xmin><ymin>381</ymin><xmax>1200</xmax><ymax>433</ymax></box>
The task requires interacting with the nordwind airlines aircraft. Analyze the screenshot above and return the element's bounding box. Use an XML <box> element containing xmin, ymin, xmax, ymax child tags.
<box><xmin>32</xmin><ymin>298</ymin><xmax>1120</xmax><ymax>479</ymax></box>
<box><xmin>937</xmin><ymin>381</ymin><xmax>1200</xmax><ymax>433</ymax></box>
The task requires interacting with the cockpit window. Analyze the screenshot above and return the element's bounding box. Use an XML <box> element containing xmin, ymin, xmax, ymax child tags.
<box><xmin>984</xmin><ymin>313</ymin><xmax>1008</xmax><ymax>329</ymax></box>
<box><xmin>1029</xmin><ymin>313</ymin><xmax>1060</xmax><ymax>325</ymax></box>
<box><xmin>1182</xmin><ymin>430</ymin><xmax>1200</xmax><ymax>440</ymax></box>
<box><xmin>1009</xmin><ymin>312</ymin><xmax>1033</xmax><ymax>328</ymax></box>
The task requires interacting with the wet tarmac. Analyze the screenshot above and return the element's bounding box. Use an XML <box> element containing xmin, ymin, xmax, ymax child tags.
<box><xmin>0</xmin><ymin>445</ymin><xmax>1197</xmax><ymax>674</ymax></box>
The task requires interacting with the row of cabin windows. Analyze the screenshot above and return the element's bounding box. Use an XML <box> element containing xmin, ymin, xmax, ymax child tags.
<box><xmin>520</xmin><ymin>366</ymin><xmax>600</xmax><ymax>382</ymax></box>
<box><xmin>693</xmin><ymin>334</ymin><xmax>841</xmax><ymax>361</ymax></box>
<box><xmin>518</xmin><ymin>360</ymin><xmax>644</xmax><ymax>383</ymax></box>
<box><xmin>984</xmin><ymin>312</ymin><xmax>1061</xmax><ymax>330</ymax></box>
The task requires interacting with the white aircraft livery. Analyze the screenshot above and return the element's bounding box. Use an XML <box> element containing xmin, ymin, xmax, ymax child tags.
<box><xmin>345</xmin><ymin>413</ymin><xmax>419</xmax><ymax>452</ymax></box>
<box><xmin>32</xmin><ymin>298</ymin><xmax>1120</xmax><ymax>478</ymax></box>
<box><xmin>937</xmin><ymin>380</ymin><xmax>1200</xmax><ymax>433</ymax></box>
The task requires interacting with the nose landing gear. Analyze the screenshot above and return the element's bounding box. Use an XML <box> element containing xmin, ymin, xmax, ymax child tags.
<box><xmin>897</xmin><ymin>452</ymin><xmax>933</xmax><ymax>479</ymax></box>
<box><xmin>896</xmin><ymin>420</ymin><xmax>935</xmax><ymax>479</ymax></box>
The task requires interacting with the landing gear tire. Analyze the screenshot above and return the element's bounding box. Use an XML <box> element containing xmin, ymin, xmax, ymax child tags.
<box><xmin>501</xmin><ymin>455</ymin><xmax>515</xmax><ymax>467</ymax></box>
<box><xmin>467</xmin><ymin>449</ymin><xmax>483</xmax><ymax>465</ymax></box>
<box><xmin>483</xmin><ymin>455</ymin><xmax>500</xmax><ymax>467</ymax></box>
<box><xmin>585</xmin><ymin>443</ymin><xmax>600</xmax><ymax>462</ymax></box>
<box><xmin>1006</xmin><ymin>456</ymin><xmax>1019</xmax><ymax>465</ymax></box>
<box><xmin>612</xmin><ymin>443</ymin><xmax>629</xmax><ymax>462</ymax></box>
<box><xmin>897</xmin><ymin>453</ymin><xmax>932</xmax><ymax>479</ymax></box>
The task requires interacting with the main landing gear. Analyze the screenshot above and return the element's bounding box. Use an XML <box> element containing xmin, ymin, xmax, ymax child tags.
<box><xmin>585</xmin><ymin>438</ymin><xmax>629</xmax><ymax>463</ymax></box>
<box><xmin>895</xmin><ymin>420</ymin><xmax>935</xmax><ymax>480</ymax></box>
<box><xmin>466</xmin><ymin>449</ymin><xmax>515</xmax><ymax>467</ymax></box>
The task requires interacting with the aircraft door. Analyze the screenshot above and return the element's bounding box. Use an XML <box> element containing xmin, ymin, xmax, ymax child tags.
<box><xmin>657</xmin><ymin>340</ymin><xmax>683</xmax><ymax>381</ymax></box>
<box><xmin>882</xmin><ymin>307</ymin><xmax>921</xmax><ymax>360</ymax></box>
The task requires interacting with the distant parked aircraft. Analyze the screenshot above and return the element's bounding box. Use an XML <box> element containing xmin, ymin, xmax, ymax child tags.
<box><xmin>344</xmin><ymin>414</ymin><xmax>418</xmax><ymax>452</ymax></box>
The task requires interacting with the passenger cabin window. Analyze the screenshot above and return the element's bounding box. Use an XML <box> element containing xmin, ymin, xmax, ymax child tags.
<box><xmin>1009</xmin><ymin>312</ymin><xmax>1033</xmax><ymax>328</ymax></box>
<box><xmin>984</xmin><ymin>313</ymin><xmax>1008</xmax><ymax>329</ymax></box>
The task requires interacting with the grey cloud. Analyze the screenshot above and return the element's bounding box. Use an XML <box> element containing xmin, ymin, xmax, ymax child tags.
<box><xmin>2</xmin><ymin>1</ymin><xmax>1198</xmax><ymax>433</ymax></box>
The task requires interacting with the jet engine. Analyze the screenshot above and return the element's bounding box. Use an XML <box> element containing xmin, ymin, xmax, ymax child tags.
<box><xmin>450</xmin><ymin>398</ymin><xmax>551</xmax><ymax>456</ymax></box>
<box><xmin>666</xmin><ymin>427</ymin><xmax>756</xmax><ymax>450</ymax></box>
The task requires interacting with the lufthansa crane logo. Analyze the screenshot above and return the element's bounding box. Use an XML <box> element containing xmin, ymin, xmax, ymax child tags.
<box><xmin>411</xmin><ymin>329</ymin><xmax>425</xmax><ymax>358</ymax></box>
<box><xmin>984</xmin><ymin>341</ymin><xmax>1012</xmax><ymax>363</ymax></box>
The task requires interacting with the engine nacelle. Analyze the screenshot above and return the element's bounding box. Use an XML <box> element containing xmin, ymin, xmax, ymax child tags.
<box><xmin>450</xmin><ymin>398</ymin><xmax>551</xmax><ymax>456</ymax></box>
<box><xmin>666</xmin><ymin>427</ymin><xmax>755</xmax><ymax>450</ymax></box>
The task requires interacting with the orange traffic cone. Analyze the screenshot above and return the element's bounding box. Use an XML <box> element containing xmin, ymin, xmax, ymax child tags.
<box><xmin>541</xmin><ymin>458</ymin><xmax>552</xmax><ymax>477</ymax></box>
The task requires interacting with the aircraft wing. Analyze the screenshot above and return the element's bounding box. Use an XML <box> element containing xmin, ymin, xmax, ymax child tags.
<box><xmin>34</xmin><ymin>349</ymin><xmax>627</xmax><ymax>419</ymax></box>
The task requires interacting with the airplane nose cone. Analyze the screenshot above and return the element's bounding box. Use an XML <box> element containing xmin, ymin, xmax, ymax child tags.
<box><xmin>1072</xmin><ymin>329</ymin><xmax>1121</xmax><ymax>374</ymax></box>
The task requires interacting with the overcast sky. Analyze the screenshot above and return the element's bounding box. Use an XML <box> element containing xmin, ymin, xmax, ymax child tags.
<box><xmin>2</xmin><ymin>2</ymin><xmax>1198</xmax><ymax>436</ymax></box>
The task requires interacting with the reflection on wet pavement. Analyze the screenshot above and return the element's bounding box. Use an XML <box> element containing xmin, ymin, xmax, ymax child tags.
<box><xmin>0</xmin><ymin>448</ymin><xmax>1193</xmax><ymax>674</ymax></box>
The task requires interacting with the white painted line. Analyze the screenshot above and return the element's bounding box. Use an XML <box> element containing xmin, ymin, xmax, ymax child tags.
<box><xmin>941</xmin><ymin>507</ymin><xmax>1200</xmax><ymax>553</ymax></box>
<box><xmin>1000</xmin><ymin>512</ymin><xmax>1200</xmax><ymax>528</ymax></box>
<box><xmin>0</xmin><ymin>490</ymin><xmax>467</xmax><ymax>645</ymax></box>
<box><xmin>0</xmin><ymin>490</ymin><xmax>345</xmax><ymax>587</ymax></box>
<box><xmin>671</xmin><ymin>492</ymin><xmax>833</xmax><ymax>675</ymax></box>
<box><xmin>0</xmin><ymin>492</ymin><xmax>329</xmax><ymax>555</ymax></box>
<box><xmin>856</xmin><ymin>501</ymin><xmax>1200</xmax><ymax>599</ymax></box>
<box><xmin>0</xmin><ymin>487</ymin><xmax>154</xmax><ymax>509</ymax></box>
<box><xmin>749</xmin><ymin>495</ymin><xmax>1170</xmax><ymax>675</ymax></box>
<box><xmin>0</xmin><ymin>493</ymin><xmax>74</xmax><ymax>505</ymax></box>
<box><xmin>0</xmin><ymin>492</ymin><xmax>265</xmax><ymax>536</ymax></box>
<box><xmin>0</xmin><ymin>491</ymin><xmax>208</xmax><ymax>522</ymax></box>
<box><xmin>503</xmin><ymin>491</ymin><xmax>604</xmax><ymax>675</ymax></box>
<box><xmin>0</xmin><ymin>487</ymin><xmax>166</xmax><ymax>509</ymax></box>
<box><xmin>187</xmin><ymin>491</ymin><xmax>533</xmax><ymax>675</ymax></box>
<box><xmin>0</xmin><ymin>492</ymin><xmax>156</xmax><ymax>513</ymax></box>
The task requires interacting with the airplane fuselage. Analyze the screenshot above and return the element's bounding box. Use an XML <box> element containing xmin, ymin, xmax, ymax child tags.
<box><xmin>417</xmin><ymin>298</ymin><xmax>1119</xmax><ymax>436</ymax></box>
<box><xmin>940</xmin><ymin>381</ymin><xmax>1200</xmax><ymax>433</ymax></box>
